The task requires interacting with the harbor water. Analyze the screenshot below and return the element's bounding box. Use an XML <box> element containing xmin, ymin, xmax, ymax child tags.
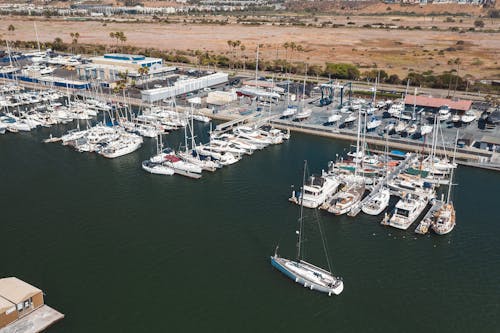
<box><xmin>0</xmin><ymin>121</ymin><xmax>499</xmax><ymax>332</ymax></box>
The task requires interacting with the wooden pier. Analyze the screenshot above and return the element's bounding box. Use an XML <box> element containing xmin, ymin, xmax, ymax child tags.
<box><xmin>0</xmin><ymin>305</ymin><xmax>64</xmax><ymax>333</ymax></box>
<box><xmin>415</xmin><ymin>199</ymin><xmax>443</xmax><ymax>235</ymax></box>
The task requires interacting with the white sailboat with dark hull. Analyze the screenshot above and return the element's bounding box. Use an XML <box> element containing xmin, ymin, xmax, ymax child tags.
<box><xmin>271</xmin><ymin>161</ymin><xmax>344</xmax><ymax>296</ymax></box>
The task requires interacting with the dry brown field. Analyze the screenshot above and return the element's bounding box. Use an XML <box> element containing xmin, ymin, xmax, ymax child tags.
<box><xmin>1</xmin><ymin>16</ymin><xmax>499</xmax><ymax>79</ymax></box>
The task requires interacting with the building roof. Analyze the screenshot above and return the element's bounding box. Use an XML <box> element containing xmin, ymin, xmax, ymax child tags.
<box><xmin>0</xmin><ymin>296</ymin><xmax>14</xmax><ymax>313</ymax></box>
<box><xmin>242</xmin><ymin>80</ymin><xmax>275</xmax><ymax>88</ymax></box>
<box><xmin>404</xmin><ymin>95</ymin><xmax>472</xmax><ymax>111</ymax></box>
<box><xmin>91</xmin><ymin>53</ymin><xmax>162</xmax><ymax>66</ymax></box>
<box><xmin>480</xmin><ymin>135</ymin><xmax>500</xmax><ymax>146</ymax></box>
<box><xmin>104</xmin><ymin>53</ymin><xmax>146</xmax><ymax>61</ymax></box>
<box><xmin>0</xmin><ymin>278</ymin><xmax>42</xmax><ymax>304</ymax></box>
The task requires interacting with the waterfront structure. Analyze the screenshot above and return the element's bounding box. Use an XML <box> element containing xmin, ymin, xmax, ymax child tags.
<box><xmin>403</xmin><ymin>95</ymin><xmax>472</xmax><ymax>113</ymax></box>
<box><xmin>90</xmin><ymin>54</ymin><xmax>163</xmax><ymax>70</ymax></box>
<box><xmin>0</xmin><ymin>72</ymin><xmax>90</xmax><ymax>89</ymax></box>
<box><xmin>76</xmin><ymin>63</ymin><xmax>176</xmax><ymax>83</ymax></box>
<box><xmin>206</xmin><ymin>91</ymin><xmax>238</xmax><ymax>106</ymax></box>
<box><xmin>477</xmin><ymin>135</ymin><xmax>500</xmax><ymax>152</ymax></box>
<box><xmin>0</xmin><ymin>277</ymin><xmax>44</xmax><ymax>329</ymax></box>
<box><xmin>141</xmin><ymin>73</ymin><xmax>229</xmax><ymax>102</ymax></box>
<box><xmin>78</xmin><ymin>53</ymin><xmax>175</xmax><ymax>84</ymax></box>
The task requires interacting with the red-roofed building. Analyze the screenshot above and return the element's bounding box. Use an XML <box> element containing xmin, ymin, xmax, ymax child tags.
<box><xmin>404</xmin><ymin>95</ymin><xmax>472</xmax><ymax>112</ymax></box>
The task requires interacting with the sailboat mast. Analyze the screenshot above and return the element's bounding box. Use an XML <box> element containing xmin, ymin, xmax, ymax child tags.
<box><xmin>447</xmin><ymin>130</ymin><xmax>459</xmax><ymax>204</ymax></box>
<box><xmin>255</xmin><ymin>44</ymin><xmax>259</xmax><ymax>82</ymax></box>
<box><xmin>34</xmin><ymin>22</ymin><xmax>41</xmax><ymax>53</ymax></box>
<box><xmin>412</xmin><ymin>88</ymin><xmax>417</xmax><ymax>121</ymax></box>
<box><xmin>190</xmin><ymin>104</ymin><xmax>195</xmax><ymax>150</ymax></box>
<box><xmin>354</xmin><ymin>108</ymin><xmax>361</xmax><ymax>178</ymax></box>
<box><xmin>158</xmin><ymin>133</ymin><xmax>163</xmax><ymax>155</ymax></box>
<box><xmin>297</xmin><ymin>160</ymin><xmax>307</xmax><ymax>261</ymax></box>
<box><xmin>6</xmin><ymin>40</ymin><xmax>13</xmax><ymax>68</ymax></box>
<box><xmin>184</xmin><ymin>120</ymin><xmax>188</xmax><ymax>152</ymax></box>
<box><xmin>302</xmin><ymin>65</ymin><xmax>307</xmax><ymax>110</ymax></box>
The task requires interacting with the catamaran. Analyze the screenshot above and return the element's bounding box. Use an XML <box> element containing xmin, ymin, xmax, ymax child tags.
<box><xmin>271</xmin><ymin>161</ymin><xmax>344</xmax><ymax>296</ymax></box>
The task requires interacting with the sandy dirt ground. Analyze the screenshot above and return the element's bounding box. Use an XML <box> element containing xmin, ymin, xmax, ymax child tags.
<box><xmin>2</xmin><ymin>17</ymin><xmax>499</xmax><ymax>79</ymax></box>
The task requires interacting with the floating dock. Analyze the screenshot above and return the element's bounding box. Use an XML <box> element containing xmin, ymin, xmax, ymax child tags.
<box><xmin>415</xmin><ymin>199</ymin><xmax>443</xmax><ymax>235</ymax></box>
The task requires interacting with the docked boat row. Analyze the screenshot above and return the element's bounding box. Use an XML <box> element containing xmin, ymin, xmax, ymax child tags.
<box><xmin>142</xmin><ymin>118</ymin><xmax>291</xmax><ymax>179</ymax></box>
<box><xmin>59</xmin><ymin>123</ymin><xmax>144</xmax><ymax>158</ymax></box>
<box><xmin>288</xmin><ymin>106</ymin><xmax>459</xmax><ymax>236</ymax></box>
<box><xmin>0</xmin><ymin>88</ymin><xmax>63</xmax><ymax>108</ymax></box>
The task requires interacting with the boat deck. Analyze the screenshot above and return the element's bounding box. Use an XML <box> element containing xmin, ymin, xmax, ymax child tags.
<box><xmin>415</xmin><ymin>200</ymin><xmax>444</xmax><ymax>234</ymax></box>
<box><xmin>0</xmin><ymin>305</ymin><xmax>64</xmax><ymax>333</ymax></box>
<box><xmin>348</xmin><ymin>153</ymin><xmax>416</xmax><ymax>217</ymax></box>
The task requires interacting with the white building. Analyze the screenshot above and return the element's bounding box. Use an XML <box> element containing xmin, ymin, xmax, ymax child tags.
<box><xmin>141</xmin><ymin>73</ymin><xmax>228</xmax><ymax>102</ymax></box>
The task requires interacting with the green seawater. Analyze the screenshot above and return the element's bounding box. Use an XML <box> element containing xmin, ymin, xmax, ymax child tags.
<box><xmin>1</xmin><ymin>121</ymin><xmax>499</xmax><ymax>332</ymax></box>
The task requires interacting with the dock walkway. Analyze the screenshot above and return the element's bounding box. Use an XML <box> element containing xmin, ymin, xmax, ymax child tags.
<box><xmin>0</xmin><ymin>305</ymin><xmax>64</xmax><ymax>333</ymax></box>
<box><xmin>348</xmin><ymin>153</ymin><xmax>416</xmax><ymax>217</ymax></box>
<box><xmin>415</xmin><ymin>199</ymin><xmax>443</xmax><ymax>234</ymax></box>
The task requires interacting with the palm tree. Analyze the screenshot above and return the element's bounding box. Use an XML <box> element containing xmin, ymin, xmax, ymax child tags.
<box><xmin>283</xmin><ymin>42</ymin><xmax>290</xmax><ymax>63</ymax></box>
<box><xmin>7</xmin><ymin>24</ymin><xmax>15</xmax><ymax>42</ymax></box>
<box><xmin>227</xmin><ymin>40</ymin><xmax>233</xmax><ymax>68</ymax></box>
<box><xmin>239</xmin><ymin>44</ymin><xmax>246</xmax><ymax>71</ymax></box>
<box><xmin>109</xmin><ymin>32</ymin><xmax>116</xmax><ymax>50</ymax></box>
<box><xmin>109</xmin><ymin>32</ymin><xmax>127</xmax><ymax>52</ymax></box>
<box><xmin>138</xmin><ymin>66</ymin><xmax>150</xmax><ymax>89</ymax></box>
<box><xmin>453</xmin><ymin>58</ymin><xmax>461</xmax><ymax>97</ymax></box>
<box><xmin>118</xmin><ymin>32</ymin><xmax>127</xmax><ymax>44</ymax></box>
<box><xmin>70</xmin><ymin>32</ymin><xmax>80</xmax><ymax>44</ymax></box>
<box><xmin>70</xmin><ymin>32</ymin><xmax>80</xmax><ymax>53</ymax></box>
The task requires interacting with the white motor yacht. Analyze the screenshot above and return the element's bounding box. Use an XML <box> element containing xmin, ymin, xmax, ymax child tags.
<box><xmin>461</xmin><ymin>111</ymin><xmax>476</xmax><ymax>124</ymax></box>
<box><xmin>420</xmin><ymin>125</ymin><xmax>433</xmax><ymax>136</ymax></box>
<box><xmin>324</xmin><ymin>180</ymin><xmax>365</xmax><ymax>215</ymax></box>
<box><xmin>290</xmin><ymin>174</ymin><xmax>340</xmax><ymax>209</ymax></box>
<box><xmin>438</xmin><ymin>105</ymin><xmax>451</xmax><ymax>122</ymax></box>
<box><xmin>381</xmin><ymin>194</ymin><xmax>427</xmax><ymax>230</ymax></box>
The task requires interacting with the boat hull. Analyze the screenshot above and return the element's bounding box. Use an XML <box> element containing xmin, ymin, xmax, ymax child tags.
<box><xmin>270</xmin><ymin>256</ymin><xmax>343</xmax><ymax>296</ymax></box>
<box><xmin>432</xmin><ymin>224</ymin><xmax>454</xmax><ymax>235</ymax></box>
<box><xmin>141</xmin><ymin>161</ymin><xmax>174</xmax><ymax>175</ymax></box>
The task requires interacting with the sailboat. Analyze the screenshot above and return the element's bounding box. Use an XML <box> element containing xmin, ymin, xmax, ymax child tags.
<box><xmin>430</xmin><ymin>131</ymin><xmax>458</xmax><ymax>235</ymax></box>
<box><xmin>323</xmin><ymin>106</ymin><xmax>366</xmax><ymax>215</ymax></box>
<box><xmin>293</xmin><ymin>66</ymin><xmax>312</xmax><ymax>121</ymax></box>
<box><xmin>271</xmin><ymin>161</ymin><xmax>344</xmax><ymax>296</ymax></box>
<box><xmin>177</xmin><ymin>108</ymin><xmax>220</xmax><ymax>172</ymax></box>
<box><xmin>361</xmin><ymin>135</ymin><xmax>391</xmax><ymax>216</ymax></box>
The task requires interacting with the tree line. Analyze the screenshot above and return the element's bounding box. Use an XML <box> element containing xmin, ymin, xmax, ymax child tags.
<box><xmin>1</xmin><ymin>35</ymin><xmax>497</xmax><ymax>95</ymax></box>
